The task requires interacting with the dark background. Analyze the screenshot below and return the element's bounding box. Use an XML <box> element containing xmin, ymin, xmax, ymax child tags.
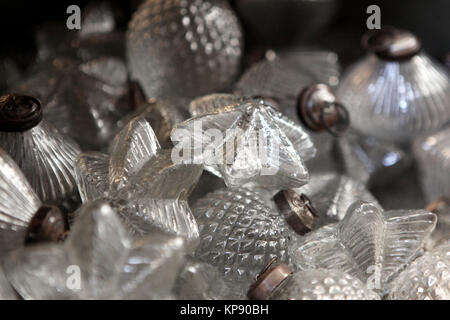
<box><xmin>0</xmin><ymin>0</ymin><xmax>448</xmax><ymax>70</ymax></box>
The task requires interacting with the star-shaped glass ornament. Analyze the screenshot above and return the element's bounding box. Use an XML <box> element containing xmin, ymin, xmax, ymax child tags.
<box><xmin>289</xmin><ymin>201</ymin><xmax>437</xmax><ymax>294</ymax></box>
<box><xmin>75</xmin><ymin>116</ymin><xmax>202</xmax><ymax>245</ymax></box>
<box><xmin>193</xmin><ymin>188</ymin><xmax>292</xmax><ymax>299</ymax></box>
<box><xmin>3</xmin><ymin>201</ymin><xmax>186</xmax><ymax>300</ymax></box>
<box><xmin>0</xmin><ymin>148</ymin><xmax>68</xmax><ymax>261</ymax></box>
<box><xmin>0</xmin><ymin>94</ymin><xmax>81</xmax><ymax>209</ymax></box>
<box><xmin>173</xmin><ymin>95</ymin><xmax>316</xmax><ymax>193</ymax></box>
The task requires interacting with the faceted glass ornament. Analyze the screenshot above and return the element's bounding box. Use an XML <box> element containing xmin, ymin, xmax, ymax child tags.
<box><xmin>4</xmin><ymin>201</ymin><xmax>186</xmax><ymax>300</ymax></box>
<box><xmin>274</xmin><ymin>269</ymin><xmax>380</xmax><ymax>300</ymax></box>
<box><xmin>193</xmin><ymin>188</ymin><xmax>291</xmax><ymax>299</ymax></box>
<box><xmin>0</xmin><ymin>94</ymin><xmax>81</xmax><ymax>207</ymax></box>
<box><xmin>413</xmin><ymin>127</ymin><xmax>450</xmax><ymax>202</ymax></box>
<box><xmin>174</xmin><ymin>257</ymin><xmax>233</xmax><ymax>300</ymax></box>
<box><xmin>289</xmin><ymin>201</ymin><xmax>437</xmax><ymax>294</ymax></box>
<box><xmin>389</xmin><ymin>243</ymin><xmax>450</xmax><ymax>300</ymax></box>
<box><xmin>234</xmin><ymin>49</ymin><xmax>340</xmax><ymax>121</ymax></box>
<box><xmin>126</xmin><ymin>0</ymin><xmax>243</xmax><ymax>99</ymax></box>
<box><xmin>75</xmin><ymin>116</ymin><xmax>202</xmax><ymax>244</ymax></box>
<box><xmin>173</xmin><ymin>95</ymin><xmax>316</xmax><ymax>192</ymax></box>
<box><xmin>0</xmin><ymin>148</ymin><xmax>68</xmax><ymax>260</ymax></box>
<box><xmin>337</xmin><ymin>28</ymin><xmax>450</xmax><ymax>144</ymax></box>
<box><xmin>295</xmin><ymin>172</ymin><xmax>379</xmax><ymax>225</ymax></box>
<box><xmin>15</xmin><ymin>56</ymin><xmax>133</xmax><ymax>151</ymax></box>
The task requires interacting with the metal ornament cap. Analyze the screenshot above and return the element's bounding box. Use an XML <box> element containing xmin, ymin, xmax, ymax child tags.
<box><xmin>297</xmin><ymin>84</ymin><xmax>349</xmax><ymax>137</ymax></box>
<box><xmin>362</xmin><ymin>27</ymin><xmax>422</xmax><ymax>61</ymax></box>
<box><xmin>0</xmin><ymin>94</ymin><xmax>43</xmax><ymax>132</ymax></box>
<box><xmin>247</xmin><ymin>258</ymin><xmax>292</xmax><ymax>300</ymax></box>
<box><xmin>274</xmin><ymin>190</ymin><xmax>319</xmax><ymax>235</ymax></box>
<box><xmin>425</xmin><ymin>197</ymin><xmax>450</xmax><ymax>213</ymax></box>
<box><xmin>26</xmin><ymin>205</ymin><xmax>67</xmax><ymax>244</ymax></box>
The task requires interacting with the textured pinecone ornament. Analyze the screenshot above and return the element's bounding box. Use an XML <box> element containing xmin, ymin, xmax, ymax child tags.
<box><xmin>389</xmin><ymin>243</ymin><xmax>450</xmax><ymax>300</ymax></box>
<box><xmin>126</xmin><ymin>0</ymin><xmax>243</xmax><ymax>98</ymax></box>
<box><xmin>0</xmin><ymin>94</ymin><xmax>81</xmax><ymax>208</ymax></box>
<box><xmin>337</xmin><ymin>27</ymin><xmax>450</xmax><ymax>144</ymax></box>
<box><xmin>248</xmin><ymin>260</ymin><xmax>380</xmax><ymax>300</ymax></box>
<box><xmin>174</xmin><ymin>95</ymin><xmax>316</xmax><ymax>192</ymax></box>
<box><xmin>193</xmin><ymin>188</ymin><xmax>291</xmax><ymax>299</ymax></box>
<box><xmin>4</xmin><ymin>201</ymin><xmax>186</xmax><ymax>299</ymax></box>
<box><xmin>76</xmin><ymin>116</ymin><xmax>202</xmax><ymax>244</ymax></box>
<box><xmin>0</xmin><ymin>148</ymin><xmax>67</xmax><ymax>260</ymax></box>
<box><xmin>290</xmin><ymin>201</ymin><xmax>437</xmax><ymax>294</ymax></box>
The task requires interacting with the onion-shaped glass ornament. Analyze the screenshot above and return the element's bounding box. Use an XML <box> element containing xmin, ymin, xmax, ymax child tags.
<box><xmin>247</xmin><ymin>260</ymin><xmax>379</xmax><ymax>300</ymax></box>
<box><xmin>389</xmin><ymin>242</ymin><xmax>450</xmax><ymax>300</ymax></box>
<box><xmin>0</xmin><ymin>148</ymin><xmax>67</xmax><ymax>261</ymax></box>
<box><xmin>337</xmin><ymin>27</ymin><xmax>450</xmax><ymax>144</ymax></box>
<box><xmin>4</xmin><ymin>201</ymin><xmax>186</xmax><ymax>299</ymax></box>
<box><xmin>290</xmin><ymin>201</ymin><xmax>437</xmax><ymax>294</ymax></box>
<box><xmin>193</xmin><ymin>188</ymin><xmax>291</xmax><ymax>299</ymax></box>
<box><xmin>0</xmin><ymin>94</ymin><xmax>81</xmax><ymax>208</ymax></box>
<box><xmin>126</xmin><ymin>0</ymin><xmax>243</xmax><ymax>98</ymax></box>
<box><xmin>413</xmin><ymin>126</ymin><xmax>450</xmax><ymax>202</ymax></box>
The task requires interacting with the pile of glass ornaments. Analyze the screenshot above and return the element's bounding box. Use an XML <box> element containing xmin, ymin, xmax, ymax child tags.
<box><xmin>0</xmin><ymin>0</ymin><xmax>449</xmax><ymax>300</ymax></box>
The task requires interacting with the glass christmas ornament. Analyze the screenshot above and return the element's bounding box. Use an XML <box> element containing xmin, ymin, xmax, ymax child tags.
<box><xmin>126</xmin><ymin>0</ymin><xmax>243</xmax><ymax>99</ymax></box>
<box><xmin>193</xmin><ymin>188</ymin><xmax>291</xmax><ymax>299</ymax></box>
<box><xmin>174</xmin><ymin>257</ymin><xmax>233</xmax><ymax>300</ymax></box>
<box><xmin>15</xmin><ymin>56</ymin><xmax>134</xmax><ymax>151</ymax></box>
<box><xmin>234</xmin><ymin>49</ymin><xmax>340</xmax><ymax>123</ymax></box>
<box><xmin>413</xmin><ymin>126</ymin><xmax>450</xmax><ymax>202</ymax></box>
<box><xmin>4</xmin><ymin>201</ymin><xmax>186</xmax><ymax>299</ymax></box>
<box><xmin>0</xmin><ymin>148</ymin><xmax>67</xmax><ymax>260</ymax></box>
<box><xmin>424</xmin><ymin>198</ymin><xmax>450</xmax><ymax>250</ymax></box>
<box><xmin>234</xmin><ymin>0</ymin><xmax>339</xmax><ymax>46</ymax></box>
<box><xmin>75</xmin><ymin>116</ymin><xmax>202</xmax><ymax>244</ymax></box>
<box><xmin>294</xmin><ymin>172</ymin><xmax>379</xmax><ymax>225</ymax></box>
<box><xmin>0</xmin><ymin>266</ymin><xmax>17</xmax><ymax>300</ymax></box>
<box><xmin>289</xmin><ymin>201</ymin><xmax>437</xmax><ymax>294</ymax></box>
<box><xmin>173</xmin><ymin>95</ymin><xmax>316</xmax><ymax>192</ymax></box>
<box><xmin>248</xmin><ymin>260</ymin><xmax>379</xmax><ymax>300</ymax></box>
<box><xmin>337</xmin><ymin>27</ymin><xmax>450</xmax><ymax>144</ymax></box>
<box><xmin>0</xmin><ymin>94</ymin><xmax>81</xmax><ymax>207</ymax></box>
<box><xmin>389</xmin><ymin>242</ymin><xmax>450</xmax><ymax>300</ymax></box>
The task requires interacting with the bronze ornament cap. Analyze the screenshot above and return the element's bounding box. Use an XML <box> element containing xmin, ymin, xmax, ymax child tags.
<box><xmin>0</xmin><ymin>94</ymin><xmax>43</xmax><ymax>132</ymax></box>
<box><xmin>26</xmin><ymin>205</ymin><xmax>68</xmax><ymax>244</ymax></box>
<box><xmin>297</xmin><ymin>83</ymin><xmax>350</xmax><ymax>137</ymax></box>
<box><xmin>425</xmin><ymin>197</ymin><xmax>450</xmax><ymax>213</ymax></box>
<box><xmin>362</xmin><ymin>26</ymin><xmax>422</xmax><ymax>61</ymax></box>
<box><xmin>247</xmin><ymin>258</ymin><xmax>293</xmax><ymax>300</ymax></box>
<box><xmin>274</xmin><ymin>190</ymin><xmax>319</xmax><ymax>236</ymax></box>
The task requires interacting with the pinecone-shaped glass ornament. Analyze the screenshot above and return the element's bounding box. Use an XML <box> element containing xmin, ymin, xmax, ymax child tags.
<box><xmin>75</xmin><ymin>116</ymin><xmax>202</xmax><ymax>245</ymax></box>
<box><xmin>174</xmin><ymin>257</ymin><xmax>233</xmax><ymax>300</ymax></box>
<box><xmin>290</xmin><ymin>201</ymin><xmax>437</xmax><ymax>294</ymax></box>
<box><xmin>126</xmin><ymin>0</ymin><xmax>243</xmax><ymax>98</ymax></box>
<box><xmin>413</xmin><ymin>127</ymin><xmax>450</xmax><ymax>202</ymax></box>
<box><xmin>389</xmin><ymin>242</ymin><xmax>450</xmax><ymax>300</ymax></box>
<box><xmin>337</xmin><ymin>27</ymin><xmax>450</xmax><ymax>144</ymax></box>
<box><xmin>4</xmin><ymin>201</ymin><xmax>186</xmax><ymax>299</ymax></box>
<box><xmin>174</xmin><ymin>95</ymin><xmax>316</xmax><ymax>192</ymax></box>
<box><xmin>193</xmin><ymin>188</ymin><xmax>291</xmax><ymax>299</ymax></box>
<box><xmin>0</xmin><ymin>94</ymin><xmax>81</xmax><ymax>208</ymax></box>
<box><xmin>0</xmin><ymin>148</ymin><xmax>68</xmax><ymax>260</ymax></box>
<box><xmin>247</xmin><ymin>260</ymin><xmax>380</xmax><ymax>300</ymax></box>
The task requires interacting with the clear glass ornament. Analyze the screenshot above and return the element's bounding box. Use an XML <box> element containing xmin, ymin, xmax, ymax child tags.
<box><xmin>173</xmin><ymin>95</ymin><xmax>316</xmax><ymax>192</ymax></box>
<box><xmin>337</xmin><ymin>28</ymin><xmax>450</xmax><ymax>144</ymax></box>
<box><xmin>0</xmin><ymin>94</ymin><xmax>81</xmax><ymax>207</ymax></box>
<box><xmin>75</xmin><ymin>117</ymin><xmax>202</xmax><ymax>244</ymax></box>
<box><xmin>174</xmin><ymin>256</ymin><xmax>233</xmax><ymax>300</ymax></box>
<box><xmin>4</xmin><ymin>201</ymin><xmax>186</xmax><ymax>300</ymax></box>
<box><xmin>389</xmin><ymin>242</ymin><xmax>450</xmax><ymax>300</ymax></box>
<box><xmin>289</xmin><ymin>201</ymin><xmax>437</xmax><ymax>294</ymax></box>
<box><xmin>126</xmin><ymin>0</ymin><xmax>243</xmax><ymax>98</ymax></box>
<box><xmin>0</xmin><ymin>266</ymin><xmax>17</xmax><ymax>300</ymax></box>
<box><xmin>413</xmin><ymin>126</ymin><xmax>450</xmax><ymax>202</ymax></box>
<box><xmin>0</xmin><ymin>148</ymin><xmax>68</xmax><ymax>260</ymax></box>
<box><xmin>193</xmin><ymin>188</ymin><xmax>291</xmax><ymax>299</ymax></box>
